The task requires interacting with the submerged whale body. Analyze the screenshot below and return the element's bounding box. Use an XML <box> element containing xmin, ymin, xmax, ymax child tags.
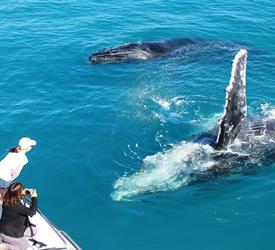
<box><xmin>90</xmin><ymin>39</ymin><xmax>238</xmax><ymax>64</ymax></box>
<box><xmin>112</xmin><ymin>49</ymin><xmax>275</xmax><ymax>201</ymax></box>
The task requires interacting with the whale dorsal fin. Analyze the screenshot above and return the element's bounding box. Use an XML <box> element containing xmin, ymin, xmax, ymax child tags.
<box><xmin>214</xmin><ymin>49</ymin><xmax>248</xmax><ymax>150</ymax></box>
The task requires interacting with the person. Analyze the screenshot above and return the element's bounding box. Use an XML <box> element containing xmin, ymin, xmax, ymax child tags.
<box><xmin>0</xmin><ymin>137</ymin><xmax>37</xmax><ymax>190</ymax></box>
<box><xmin>0</xmin><ymin>182</ymin><xmax>38</xmax><ymax>250</ymax></box>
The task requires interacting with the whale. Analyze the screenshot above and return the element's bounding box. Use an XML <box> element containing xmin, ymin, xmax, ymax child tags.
<box><xmin>194</xmin><ymin>49</ymin><xmax>275</xmax><ymax>150</ymax></box>
<box><xmin>112</xmin><ymin>49</ymin><xmax>275</xmax><ymax>201</ymax></box>
<box><xmin>90</xmin><ymin>39</ymin><xmax>238</xmax><ymax>64</ymax></box>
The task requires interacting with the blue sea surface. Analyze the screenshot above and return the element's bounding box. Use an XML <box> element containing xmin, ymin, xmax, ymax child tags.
<box><xmin>1</xmin><ymin>1</ymin><xmax>275</xmax><ymax>249</ymax></box>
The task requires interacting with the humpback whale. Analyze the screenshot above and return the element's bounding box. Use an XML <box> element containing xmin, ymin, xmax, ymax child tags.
<box><xmin>90</xmin><ymin>39</ymin><xmax>237</xmax><ymax>64</ymax></box>
<box><xmin>112</xmin><ymin>49</ymin><xmax>275</xmax><ymax>201</ymax></box>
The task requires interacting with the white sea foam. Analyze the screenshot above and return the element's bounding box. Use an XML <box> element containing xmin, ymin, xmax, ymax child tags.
<box><xmin>148</xmin><ymin>95</ymin><xmax>190</xmax><ymax>124</ymax></box>
<box><xmin>265</xmin><ymin>108</ymin><xmax>275</xmax><ymax>120</ymax></box>
<box><xmin>152</xmin><ymin>96</ymin><xmax>186</xmax><ymax>111</ymax></box>
<box><xmin>153</xmin><ymin>97</ymin><xmax>171</xmax><ymax>110</ymax></box>
<box><xmin>112</xmin><ymin>142</ymin><xmax>215</xmax><ymax>201</ymax></box>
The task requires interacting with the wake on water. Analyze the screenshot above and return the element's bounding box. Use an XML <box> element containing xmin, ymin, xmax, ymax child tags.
<box><xmin>112</xmin><ymin>108</ymin><xmax>275</xmax><ymax>201</ymax></box>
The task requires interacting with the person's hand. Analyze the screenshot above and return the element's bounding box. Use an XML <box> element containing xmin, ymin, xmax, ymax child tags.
<box><xmin>0</xmin><ymin>243</ymin><xmax>9</xmax><ymax>250</ymax></box>
<box><xmin>31</xmin><ymin>189</ymin><xmax>37</xmax><ymax>198</ymax></box>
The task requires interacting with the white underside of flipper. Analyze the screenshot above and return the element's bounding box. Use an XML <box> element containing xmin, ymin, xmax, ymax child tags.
<box><xmin>215</xmin><ymin>49</ymin><xmax>248</xmax><ymax>149</ymax></box>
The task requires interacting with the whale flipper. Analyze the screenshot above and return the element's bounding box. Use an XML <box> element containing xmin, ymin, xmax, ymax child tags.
<box><xmin>214</xmin><ymin>49</ymin><xmax>248</xmax><ymax>149</ymax></box>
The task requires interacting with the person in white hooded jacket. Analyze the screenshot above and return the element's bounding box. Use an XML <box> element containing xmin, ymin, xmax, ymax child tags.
<box><xmin>0</xmin><ymin>137</ymin><xmax>37</xmax><ymax>191</ymax></box>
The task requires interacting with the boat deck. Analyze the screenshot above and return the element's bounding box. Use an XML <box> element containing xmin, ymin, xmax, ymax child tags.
<box><xmin>0</xmin><ymin>196</ymin><xmax>80</xmax><ymax>250</ymax></box>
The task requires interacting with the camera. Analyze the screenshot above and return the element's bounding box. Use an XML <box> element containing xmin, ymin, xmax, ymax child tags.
<box><xmin>24</xmin><ymin>189</ymin><xmax>33</xmax><ymax>195</ymax></box>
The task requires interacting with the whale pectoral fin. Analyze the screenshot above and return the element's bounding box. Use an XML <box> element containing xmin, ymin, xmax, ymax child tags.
<box><xmin>214</xmin><ymin>49</ymin><xmax>248</xmax><ymax>150</ymax></box>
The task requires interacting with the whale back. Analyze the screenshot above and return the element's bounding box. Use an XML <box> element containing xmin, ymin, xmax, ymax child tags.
<box><xmin>90</xmin><ymin>39</ymin><xmax>210</xmax><ymax>63</ymax></box>
<box><xmin>215</xmin><ymin>49</ymin><xmax>248</xmax><ymax>149</ymax></box>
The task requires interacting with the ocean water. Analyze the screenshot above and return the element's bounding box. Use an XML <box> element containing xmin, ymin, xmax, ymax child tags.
<box><xmin>1</xmin><ymin>0</ymin><xmax>275</xmax><ymax>249</ymax></box>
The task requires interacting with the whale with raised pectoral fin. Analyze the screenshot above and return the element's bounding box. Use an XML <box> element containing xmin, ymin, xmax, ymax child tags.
<box><xmin>90</xmin><ymin>39</ymin><xmax>238</xmax><ymax>64</ymax></box>
<box><xmin>112</xmin><ymin>49</ymin><xmax>275</xmax><ymax>201</ymax></box>
<box><xmin>206</xmin><ymin>49</ymin><xmax>248</xmax><ymax>149</ymax></box>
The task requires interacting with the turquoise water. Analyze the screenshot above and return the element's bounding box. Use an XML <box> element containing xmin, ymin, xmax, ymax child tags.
<box><xmin>1</xmin><ymin>0</ymin><xmax>275</xmax><ymax>249</ymax></box>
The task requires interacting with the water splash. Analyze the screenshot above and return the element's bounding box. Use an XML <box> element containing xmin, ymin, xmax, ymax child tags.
<box><xmin>152</xmin><ymin>96</ymin><xmax>186</xmax><ymax>111</ymax></box>
<box><xmin>261</xmin><ymin>104</ymin><xmax>275</xmax><ymax>120</ymax></box>
<box><xmin>112</xmin><ymin>142</ymin><xmax>215</xmax><ymax>201</ymax></box>
<box><xmin>112</xmin><ymin>108</ymin><xmax>275</xmax><ymax>201</ymax></box>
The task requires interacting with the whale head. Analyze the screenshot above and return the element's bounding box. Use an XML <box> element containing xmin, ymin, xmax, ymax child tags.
<box><xmin>89</xmin><ymin>43</ymin><xmax>152</xmax><ymax>64</ymax></box>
